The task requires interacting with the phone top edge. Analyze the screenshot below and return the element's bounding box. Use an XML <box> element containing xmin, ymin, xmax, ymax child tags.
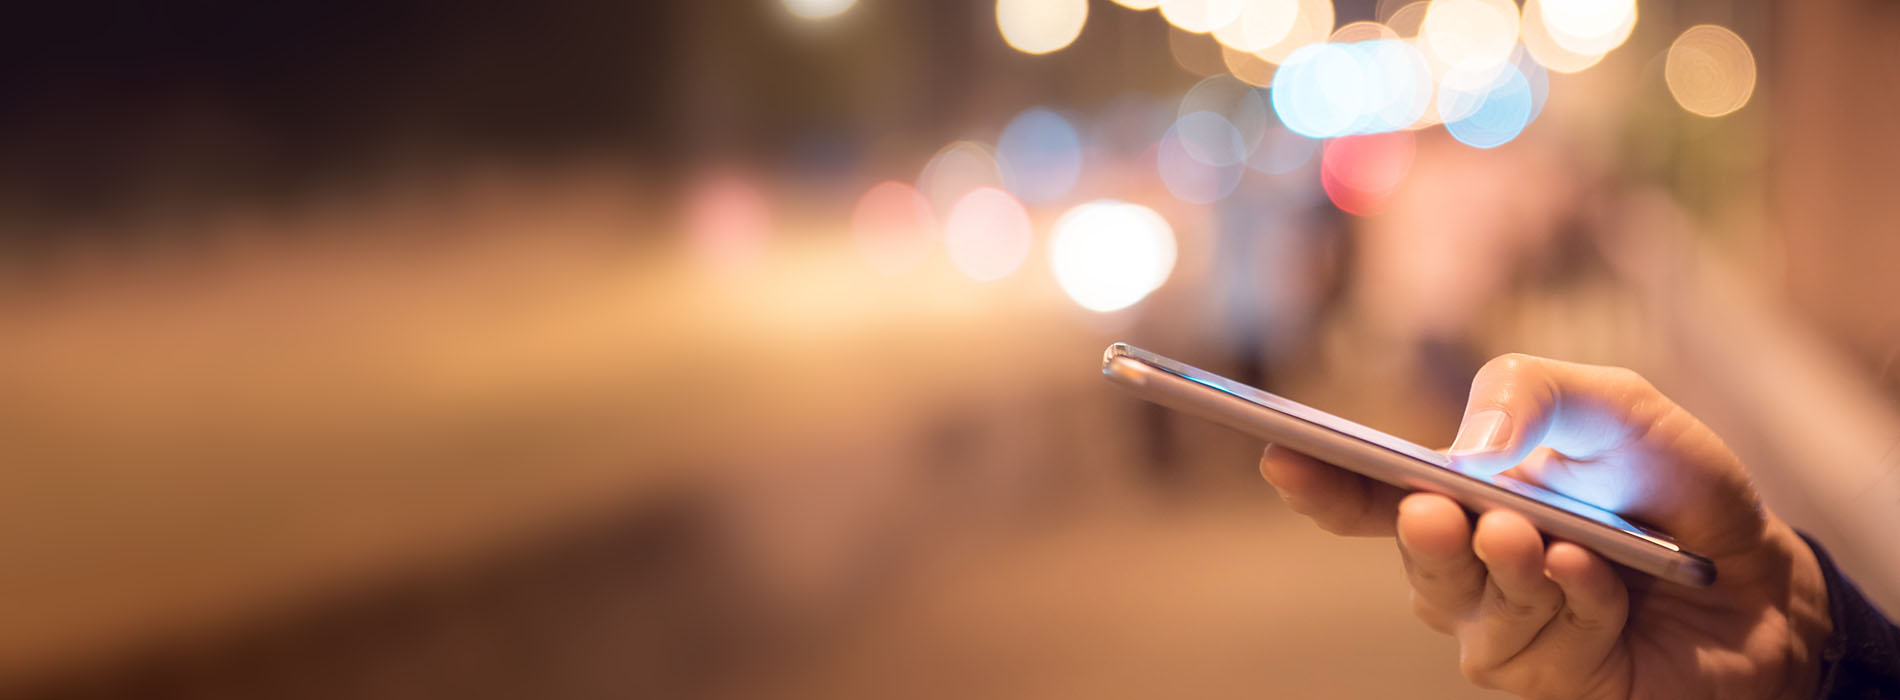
<box><xmin>1677</xmin><ymin>553</ymin><xmax>1718</xmax><ymax>587</ymax></box>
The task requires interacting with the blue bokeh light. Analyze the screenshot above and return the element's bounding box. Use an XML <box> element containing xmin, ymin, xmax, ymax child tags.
<box><xmin>1442</xmin><ymin>64</ymin><xmax>1534</xmax><ymax>149</ymax></box>
<box><xmin>997</xmin><ymin>107</ymin><xmax>1084</xmax><ymax>204</ymax></box>
<box><xmin>1272</xmin><ymin>40</ymin><xmax>1429</xmax><ymax>139</ymax></box>
<box><xmin>1273</xmin><ymin>43</ymin><xmax>1363</xmax><ymax>139</ymax></box>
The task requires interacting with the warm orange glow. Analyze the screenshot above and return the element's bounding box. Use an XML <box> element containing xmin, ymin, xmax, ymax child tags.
<box><xmin>1666</xmin><ymin>25</ymin><xmax>1756</xmax><ymax>117</ymax></box>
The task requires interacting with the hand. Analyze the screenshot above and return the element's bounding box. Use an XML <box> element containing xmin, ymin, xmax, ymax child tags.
<box><xmin>1259</xmin><ymin>354</ymin><xmax>1832</xmax><ymax>699</ymax></box>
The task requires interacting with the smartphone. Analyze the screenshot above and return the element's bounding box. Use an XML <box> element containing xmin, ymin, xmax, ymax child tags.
<box><xmin>1102</xmin><ymin>343</ymin><xmax>1715</xmax><ymax>588</ymax></box>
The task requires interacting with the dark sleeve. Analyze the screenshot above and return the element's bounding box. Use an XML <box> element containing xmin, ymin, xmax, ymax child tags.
<box><xmin>1800</xmin><ymin>532</ymin><xmax>1900</xmax><ymax>698</ymax></box>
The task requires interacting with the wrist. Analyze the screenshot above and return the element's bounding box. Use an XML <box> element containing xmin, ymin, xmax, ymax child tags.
<box><xmin>1774</xmin><ymin>523</ymin><xmax>1833</xmax><ymax>699</ymax></box>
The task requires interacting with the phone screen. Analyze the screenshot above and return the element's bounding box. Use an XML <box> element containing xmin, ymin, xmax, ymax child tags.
<box><xmin>1146</xmin><ymin>349</ymin><xmax>1656</xmax><ymax>538</ymax></box>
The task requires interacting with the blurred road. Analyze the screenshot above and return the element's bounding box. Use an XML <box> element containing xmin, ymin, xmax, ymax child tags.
<box><xmin>0</xmin><ymin>176</ymin><xmax>1491</xmax><ymax>697</ymax></box>
<box><xmin>719</xmin><ymin>494</ymin><xmax>1503</xmax><ymax>700</ymax></box>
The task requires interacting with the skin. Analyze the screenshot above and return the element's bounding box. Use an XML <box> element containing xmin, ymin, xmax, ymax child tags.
<box><xmin>1259</xmin><ymin>354</ymin><xmax>1833</xmax><ymax>699</ymax></box>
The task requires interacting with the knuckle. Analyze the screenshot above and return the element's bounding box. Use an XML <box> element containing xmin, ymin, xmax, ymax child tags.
<box><xmin>1479</xmin><ymin>352</ymin><xmax>1538</xmax><ymax>380</ymax></box>
<box><xmin>1562</xmin><ymin>608</ymin><xmax>1610</xmax><ymax>632</ymax></box>
<box><xmin>1410</xmin><ymin>592</ymin><xmax>1453</xmax><ymax>634</ymax></box>
<box><xmin>1457</xmin><ymin>655</ymin><xmax>1500</xmax><ymax>689</ymax></box>
<box><xmin>1313</xmin><ymin>513</ymin><xmax>1358</xmax><ymax>536</ymax></box>
<box><xmin>1486</xmin><ymin>591</ymin><xmax>1553</xmax><ymax>621</ymax></box>
<box><xmin>1309</xmin><ymin>498</ymin><xmax>1362</xmax><ymax>534</ymax></box>
<box><xmin>1605</xmin><ymin>366</ymin><xmax>1651</xmax><ymax>392</ymax></box>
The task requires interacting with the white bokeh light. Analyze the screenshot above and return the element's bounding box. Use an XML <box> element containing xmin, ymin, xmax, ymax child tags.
<box><xmin>782</xmin><ymin>0</ymin><xmax>855</xmax><ymax>21</ymax></box>
<box><xmin>1420</xmin><ymin>0</ymin><xmax>1520</xmax><ymax>90</ymax></box>
<box><xmin>1211</xmin><ymin>0</ymin><xmax>1299</xmax><ymax>51</ymax></box>
<box><xmin>1049</xmin><ymin>201</ymin><xmax>1178</xmax><ymax>312</ymax></box>
<box><xmin>1540</xmin><ymin>0</ymin><xmax>1635</xmax><ymax>56</ymax></box>
<box><xmin>997</xmin><ymin>0</ymin><xmax>1090</xmax><ymax>55</ymax></box>
<box><xmin>1160</xmin><ymin>0</ymin><xmax>1245</xmax><ymax>33</ymax></box>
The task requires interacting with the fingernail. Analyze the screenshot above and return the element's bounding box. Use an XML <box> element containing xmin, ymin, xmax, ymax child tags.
<box><xmin>1448</xmin><ymin>409</ymin><xmax>1510</xmax><ymax>456</ymax></box>
<box><xmin>1274</xmin><ymin>487</ymin><xmax>1302</xmax><ymax>510</ymax></box>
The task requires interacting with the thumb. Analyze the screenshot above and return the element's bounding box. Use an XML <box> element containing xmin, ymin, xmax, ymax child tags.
<box><xmin>1445</xmin><ymin>354</ymin><xmax>1646</xmax><ymax>478</ymax></box>
<box><xmin>1442</xmin><ymin>354</ymin><xmax>1765</xmax><ymax>554</ymax></box>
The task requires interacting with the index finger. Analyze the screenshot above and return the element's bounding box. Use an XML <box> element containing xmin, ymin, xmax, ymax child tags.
<box><xmin>1260</xmin><ymin>444</ymin><xmax>1405</xmax><ymax>537</ymax></box>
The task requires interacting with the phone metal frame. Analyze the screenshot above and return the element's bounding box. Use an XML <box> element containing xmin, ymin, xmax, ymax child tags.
<box><xmin>1103</xmin><ymin>343</ymin><xmax>1715</xmax><ymax>588</ymax></box>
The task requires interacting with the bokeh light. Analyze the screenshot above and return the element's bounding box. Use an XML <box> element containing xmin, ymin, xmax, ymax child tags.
<box><xmin>1330</xmin><ymin>20</ymin><xmax>1397</xmax><ymax>44</ymax></box>
<box><xmin>1211</xmin><ymin>0</ymin><xmax>1299</xmax><ymax>52</ymax></box>
<box><xmin>917</xmin><ymin>141</ymin><xmax>1006</xmax><ymax>219</ymax></box>
<box><xmin>1273</xmin><ymin>43</ymin><xmax>1363</xmax><ymax>138</ymax></box>
<box><xmin>684</xmin><ymin>173</ymin><xmax>772</xmax><ymax>269</ymax></box>
<box><xmin>1157</xmin><ymin>124</ymin><xmax>1244</xmax><ymax>203</ymax></box>
<box><xmin>1440</xmin><ymin>62</ymin><xmax>1534</xmax><ymax>148</ymax></box>
<box><xmin>851</xmin><ymin>181</ymin><xmax>936</xmax><ymax>276</ymax></box>
<box><xmin>1364</xmin><ymin>39</ymin><xmax>1435</xmax><ymax>131</ymax></box>
<box><xmin>997</xmin><ymin>0</ymin><xmax>1089</xmax><ymax>55</ymax></box>
<box><xmin>1169</xmin><ymin>25</ymin><xmax>1229</xmax><ymax>76</ymax></box>
<box><xmin>1221</xmin><ymin>43</ymin><xmax>1279</xmax><ymax>86</ymax></box>
<box><xmin>782</xmin><ymin>0</ymin><xmax>856</xmax><ymax>21</ymax></box>
<box><xmin>1385</xmin><ymin>1</ymin><xmax>1429</xmax><ymax>37</ymax></box>
<box><xmin>1161</xmin><ymin>0</ymin><xmax>1244</xmax><ymax>34</ymax></box>
<box><xmin>1539</xmin><ymin>0</ymin><xmax>1635</xmax><ymax>57</ymax></box>
<box><xmin>943</xmin><ymin>187</ymin><xmax>1034</xmax><ymax>282</ymax></box>
<box><xmin>1179</xmin><ymin>75</ymin><xmax>1271</xmax><ymax>160</ymax></box>
<box><xmin>1419</xmin><ymin>0</ymin><xmax>1520</xmax><ymax>90</ymax></box>
<box><xmin>1320</xmin><ymin>131</ymin><xmax>1416</xmax><ymax>215</ymax></box>
<box><xmin>1666</xmin><ymin>25</ymin><xmax>1757</xmax><ymax>118</ymax></box>
<box><xmin>1254</xmin><ymin>0</ymin><xmax>1335</xmax><ymax>63</ymax></box>
<box><xmin>1271</xmin><ymin>39</ymin><xmax>1431</xmax><ymax>138</ymax></box>
<box><xmin>1048</xmin><ymin>201</ymin><xmax>1178</xmax><ymax>312</ymax></box>
<box><xmin>997</xmin><ymin>108</ymin><xmax>1084</xmax><ymax>204</ymax></box>
<box><xmin>1519</xmin><ymin>0</ymin><xmax>1607</xmax><ymax>73</ymax></box>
